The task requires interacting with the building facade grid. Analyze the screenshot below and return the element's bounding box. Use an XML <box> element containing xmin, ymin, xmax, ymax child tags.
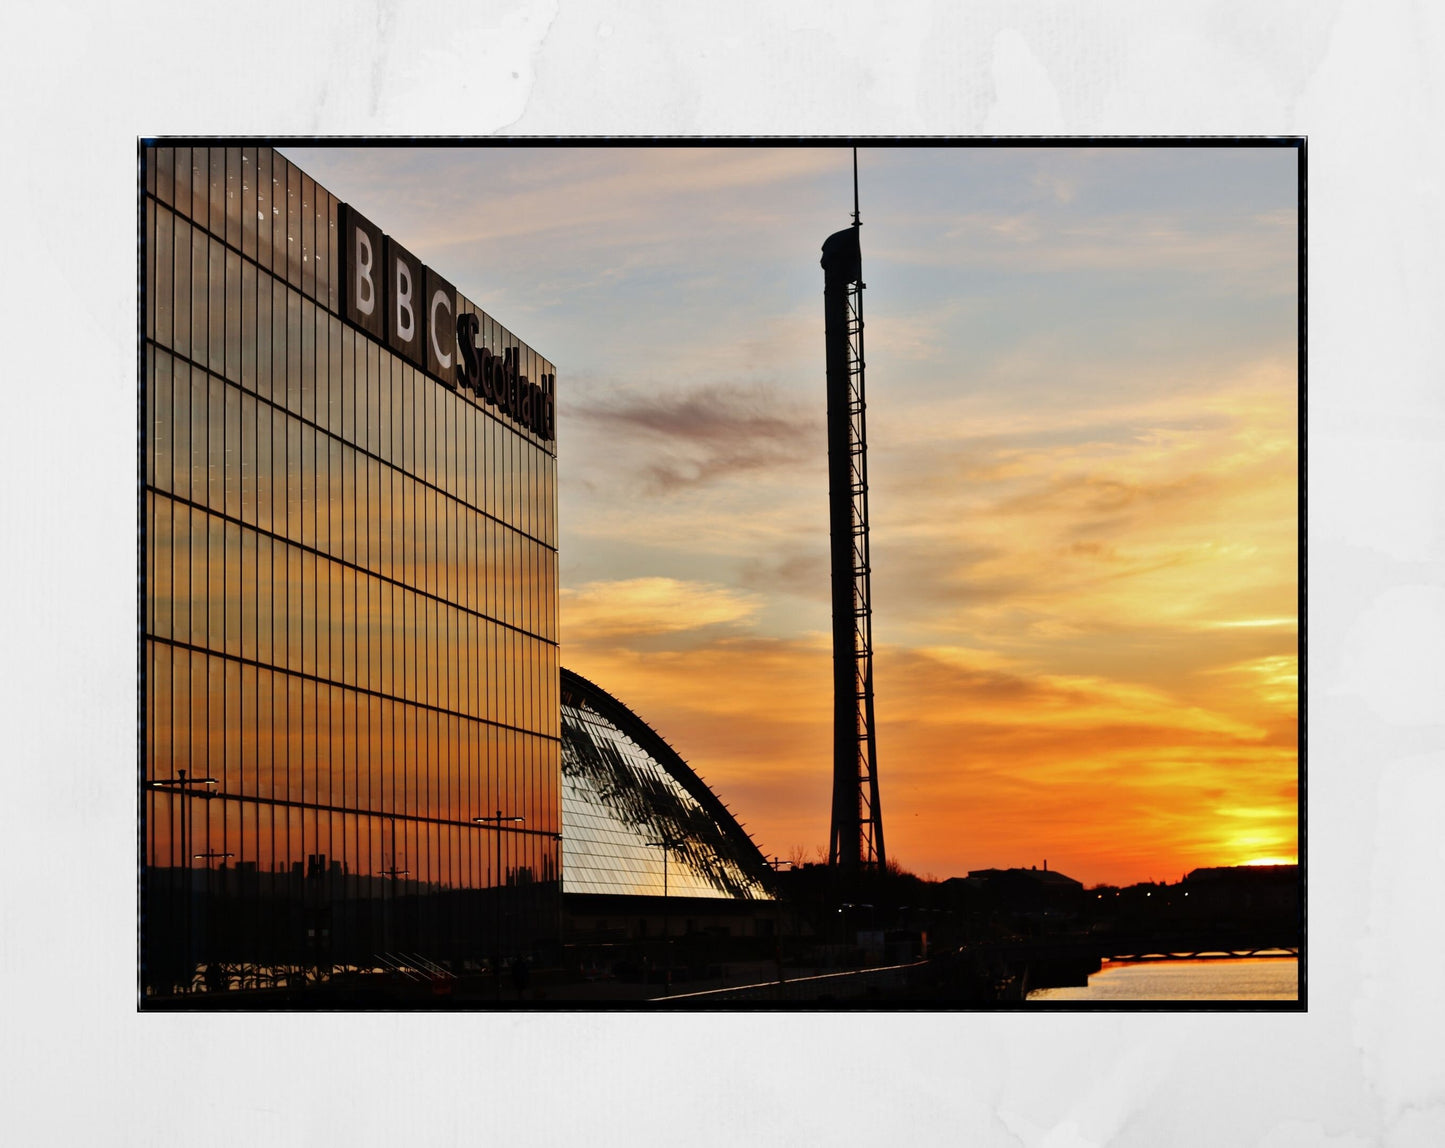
<box><xmin>141</xmin><ymin>145</ymin><xmax>560</xmax><ymax>992</ymax></box>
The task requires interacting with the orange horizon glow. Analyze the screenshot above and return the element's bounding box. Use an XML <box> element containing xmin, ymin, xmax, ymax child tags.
<box><xmin>559</xmin><ymin>347</ymin><xmax>1299</xmax><ymax>890</ymax></box>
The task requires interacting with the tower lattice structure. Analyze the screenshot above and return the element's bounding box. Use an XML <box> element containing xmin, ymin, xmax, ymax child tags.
<box><xmin>821</xmin><ymin>157</ymin><xmax>885</xmax><ymax>878</ymax></box>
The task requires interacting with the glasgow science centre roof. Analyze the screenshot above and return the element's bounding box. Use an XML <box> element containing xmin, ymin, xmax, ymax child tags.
<box><xmin>559</xmin><ymin>668</ymin><xmax>776</xmax><ymax>902</ymax></box>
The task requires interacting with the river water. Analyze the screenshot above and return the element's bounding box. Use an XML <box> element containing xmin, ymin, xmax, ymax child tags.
<box><xmin>1026</xmin><ymin>955</ymin><xmax>1299</xmax><ymax>1001</ymax></box>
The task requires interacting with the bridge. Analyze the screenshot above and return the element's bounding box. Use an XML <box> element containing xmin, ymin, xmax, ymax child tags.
<box><xmin>986</xmin><ymin>930</ymin><xmax>1300</xmax><ymax>994</ymax></box>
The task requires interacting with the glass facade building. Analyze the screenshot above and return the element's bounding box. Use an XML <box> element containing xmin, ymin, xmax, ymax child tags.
<box><xmin>140</xmin><ymin>145</ymin><xmax>560</xmax><ymax>996</ymax></box>
<box><xmin>560</xmin><ymin>669</ymin><xmax>774</xmax><ymax>902</ymax></box>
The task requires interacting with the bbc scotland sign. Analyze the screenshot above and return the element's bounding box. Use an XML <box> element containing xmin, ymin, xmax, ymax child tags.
<box><xmin>340</xmin><ymin>203</ymin><xmax>555</xmax><ymax>443</ymax></box>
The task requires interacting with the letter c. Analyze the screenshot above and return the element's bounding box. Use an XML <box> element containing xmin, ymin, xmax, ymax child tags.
<box><xmin>430</xmin><ymin>288</ymin><xmax>453</xmax><ymax>370</ymax></box>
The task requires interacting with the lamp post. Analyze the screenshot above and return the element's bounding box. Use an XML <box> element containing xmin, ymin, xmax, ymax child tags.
<box><xmin>193</xmin><ymin>852</ymin><xmax>234</xmax><ymax>990</ymax></box>
<box><xmin>550</xmin><ymin>833</ymin><xmax>565</xmax><ymax>974</ymax></box>
<box><xmin>146</xmin><ymin>771</ymin><xmax>218</xmax><ymax>992</ymax></box>
<box><xmin>474</xmin><ymin>811</ymin><xmax>525</xmax><ymax>999</ymax></box>
<box><xmin>382</xmin><ymin>818</ymin><xmax>408</xmax><ymax>957</ymax></box>
<box><xmin>646</xmin><ymin>836</ymin><xmax>685</xmax><ymax>995</ymax></box>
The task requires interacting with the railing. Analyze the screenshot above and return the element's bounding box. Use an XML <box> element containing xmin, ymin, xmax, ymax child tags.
<box><xmin>655</xmin><ymin>961</ymin><xmax>926</xmax><ymax>1003</ymax></box>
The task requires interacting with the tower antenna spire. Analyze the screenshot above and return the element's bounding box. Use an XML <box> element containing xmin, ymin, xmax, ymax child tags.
<box><xmin>852</xmin><ymin>146</ymin><xmax>861</xmax><ymax>227</ymax></box>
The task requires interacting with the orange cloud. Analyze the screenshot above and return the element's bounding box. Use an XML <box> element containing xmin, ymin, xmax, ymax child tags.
<box><xmin>561</xmin><ymin>578</ymin><xmax>760</xmax><ymax>639</ymax></box>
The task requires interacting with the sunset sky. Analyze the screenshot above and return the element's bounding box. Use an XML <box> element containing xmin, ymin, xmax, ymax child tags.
<box><xmin>286</xmin><ymin>144</ymin><xmax>1299</xmax><ymax>888</ymax></box>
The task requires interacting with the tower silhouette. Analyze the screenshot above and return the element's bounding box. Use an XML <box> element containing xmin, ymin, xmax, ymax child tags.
<box><xmin>822</xmin><ymin>150</ymin><xmax>885</xmax><ymax>878</ymax></box>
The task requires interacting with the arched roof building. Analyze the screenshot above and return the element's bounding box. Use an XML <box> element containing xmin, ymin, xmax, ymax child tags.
<box><xmin>560</xmin><ymin>668</ymin><xmax>775</xmax><ymax>902</ymax></box>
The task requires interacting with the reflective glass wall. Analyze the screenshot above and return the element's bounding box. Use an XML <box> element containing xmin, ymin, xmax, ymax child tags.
<box><xmin>141</xmin><ymin>145</ymin><xmax>560</xmax><ymax>996</ymax></box>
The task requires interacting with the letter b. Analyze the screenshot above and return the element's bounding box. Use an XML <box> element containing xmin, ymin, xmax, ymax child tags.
<box><xmin>395</xmin><ymin>260</ymin><xmax>414</xmax><ymax>342</ymax></box>
<box><xmin>355</xmin><ymin>230</ymin><xmax>375</xmax><ymax>315</ymax></box>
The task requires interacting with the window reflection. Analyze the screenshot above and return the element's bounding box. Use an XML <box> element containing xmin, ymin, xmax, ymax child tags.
<box><xmin>143</xmin><ymin>147</ymin><xmax>561</xmax><ymax>993</ymax></box>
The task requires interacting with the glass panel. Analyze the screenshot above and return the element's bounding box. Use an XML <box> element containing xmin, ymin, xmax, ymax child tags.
<box><xmin>150</xmin><ymin>348</ymin><xmax>172</xmax><ymax>497</ymax></box>
<box><xmin>271</xmin><ymin>151</ymin><xmax>289</xmax><ymax>280</ymax></box>
<box><xmin>315</xmin><ymin>426</ymin><xmax>330</xmax><ymax>555</ymax></box>
<box><xmin>287</xmin><ymin>540</ymin><xmax>304</xmax><ymax>678</ymax></box>
<box><xmin>256</xmin><ymin>533</ymin><xmax>272</xmax><ymax>666</ymax></box>
<box><xmin>300</xmin><ymin>423</ymin><xmax>315</xmax><ymax>550</ymax></box>
<box><xmin>269</xmin><ymin>408</ymin><xmax>286</xmax><ymax>537</ymax></box>
<box><xmin>225</xmin><ymin>146</ymin><xmax>242</xmax><ymax>248</ymax></box>
<box><xmin>314</xmin><ymin>188</ymin><xmax>330</xmax><ymax>313</ymax></box>
<box><xmin>241</xmin><ymin>147</ymin><xmax>257</xmax><ymax>261</ymax></box>
<box><xmin>208</xmin><ymin>237</ymin><xmax>225</xmax><ymax>376</ymax></box>
<box><xmin>172</xmin><ymin>216</ymin><xmax>191</xmax><ymax>361</ymax></box>
<box><xmin>255</xmin><ymin>148</ymin><xmax>271</xmax><ymax>273</ymax></box>
<box><xmin>300</xmin><ymin>297</ymin><xmax>315</xmax><ymax>424</ymax></box>
<box><xmin>329</xmin><ymin>438</ymin><xmax>343</xmax><ymax>566</ymax></box>
<box><xmin>363</xmin><ymin>341</ymin><xmax>378</xmax><ymax>457</ymax></box>
<box><xmin>223</xmin><ymin>520</ymin><xmax>242</xmax><ymax>659</ymax></box>
<box><xmin>150</xmin><ymin>493</ymin><xmax>172</xmax><ymax>642</ymax></box>
<box><xmin>379</xmin><ymin>581</ymin><xmax>392</xmax><ymax>698</ymax></box>
<box><xmin>314</xmin><ymin>684</ymin><xmax>332</xmax><ymax>807</ymax></box>
<box><xmin>342</xmin><ymin>565</ymin><xmax>356</xmax><ymax>688</ymax></box>
<box><xmin>301</xmin><ymin>173</ymin><xmax>315</xmax><ymax>300</ymax></box>
<box><xmin>301</xmin><ymin>550</ymin><xmax>317</xmax><ymax>678</ymax></box>
<box><xmin>145</xmin><ymin>199</ymin><xmax>157</xmax><ymax>344</ymax></box>
<box><xmin>286</xmin><ymin>286</ymin><xmax>302</xmax><ymax>416</ymax></box>
<box><xmin>173</xmin><ymin>147</ymin><xmax>191</xmax><ymax>221</ymax></box>
<box><xmin>254</xmin><ymin>398</ymin><xmax>271</xmax><ymax>534</ymax></box>
<box><xmin>189</xmin><ymin>504</ymin><xmax>209</xmax><ymax>650</ymax></box>
<box><xmin>208</xmin><ymin>373</ymin><xmax>224</xmax><ymax>513</ymax></box>
<box><xmin>241</xmin><ymin>524</ymin><xmax>257</xmax><ymax>661</ymax></box>
<box><xmin>154</xmin><ymin>204</ymin><xmax>174</xmax><ymax>352</ymax></box>
<box><xmin>328</xmin><ymin>556</ymin><xmax>345</xmax><ymax>692</ymax></box>
<box><xmin>270</xmin><ymin>534</ymin><xmax>288</xmax><ymax>672</ymax></box>
<box><xmin>153</xmin><ymin>145</ymin><xmax>173</xmax><ymax>207</ymax></box>
<box><xmin>314</xmin><ymin>553</ymin><xmax>330</xmax><ymax>684</ymax></box>
<box><xmin>285</xmin><ymin>409</ymin><xmax>300</xmax><ymax>543</ymax></box>
<box><xmin>315</xmin><ymin>313</ymin><xmax>332</xmax><ymax>435</ymax></box>
<box><xmin>341</xmin><ymin>325</ymin><xmax>356</xmax><ymax>444</ymax></box>
<box><xmin>331</xmin><ymin>321</ymin><xmax>346</xmax><ymax>435</ymax></box>
<box><xmin>208</xmin><ymin>147</ymin><xmax>226</xmax><ymax>239</ymax></box>
<box><xmin>224</xmin><ymin>383</ymin><xmax>240</xmax><ymax>520</ymax></box>
<box><xmin>225</xmin><ymin>248</ymin><xmax>241</xmax><ymax>385</ymax></box>
<box><xmin>252</xmin><ymin>260</ymin><xmax>270</xmax><ymax>401</ymax></box>
<box><xmin>189</xmin><ymin>364</ymin><xmax>208</xmax><ymax>508</ymax></box>
<box><xmin>285</xmin><ymin>156</ymin><xmax>300</xmax><ymax>289</ymax></box>
<box><xmin>341</xmin><ymin>444</ymin><xmax>355</xmax><ymax>566</ymax></box>
<box><xmin>398</xmin><ymin>365</ymin><xmax>412</xmax><ymax>474</ymax></box>
<box><xmin>190</xmin><ymin>229</ymin><xmax>209</xmax><ymax>368</ymax></box>
<box><xmin>326</xmin><ymin>194</ymin><xmax>338</xmax><ymax>314</ymax></box>
<box><xmin>240</xmin><ymin>390</ymin><xmax>256</xmax><ymax>525</ymax></box>
<box><xmin>424</xmin><ymin>375</ymin><xmax>436</xmax><ymax>487</ymax></box>
<box><xmin>285</xmin><ymin>678</ymin><xmax>303</xmax><ymax>804</ymax></box>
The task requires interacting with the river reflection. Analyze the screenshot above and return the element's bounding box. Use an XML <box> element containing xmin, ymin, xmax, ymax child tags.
<box><xmin>1028</xmin><ymin>955</ymin><xmax>1299</xmax><ymax>1001</ymax></box>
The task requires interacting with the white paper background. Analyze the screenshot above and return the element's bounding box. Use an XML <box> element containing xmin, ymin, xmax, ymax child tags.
<box><xmin>3</xmin><ymin>2</ymin><xmax>1441</xmax><ymax>1144</ymax></box>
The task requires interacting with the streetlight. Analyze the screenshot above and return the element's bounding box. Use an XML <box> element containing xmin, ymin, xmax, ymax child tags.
<box><xmin>146</xmin><ymin>771</ymin><xmax>218</xmax><ymax>992</ymax></box>
<box><xmin>146</xmin><ymin>772</ymin><xmax>219</xmax><ymax>869</ymax></box>
<box><xmin>193</xmin><ymin>852</ymin><xmax>234</xmax><ymax>991</ymax></box>
<box><xmin>646</xmin><ymin>836</ymin><xmax>685</xmax><ymax>995</ymax></box>
<box><xmin>474</xmin><ymin>811</ymin><xmax>525</xmax><ymax>998</ymax></box>
<box><xmin>382</xmin><ymin>818</ymin><xmax>408</xmax><ymax>957</ymax></box>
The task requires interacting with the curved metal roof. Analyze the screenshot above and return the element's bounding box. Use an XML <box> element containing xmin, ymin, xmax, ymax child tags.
<box><xmin>560</xmin><ymin>667</ymin><xmax>776</xmax><ymax>901</ymax></box>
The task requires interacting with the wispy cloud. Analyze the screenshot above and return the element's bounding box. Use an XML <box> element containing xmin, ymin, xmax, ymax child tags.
<box><xmin>568</xmin><ymin>382</ymin><xmax>820</xmax><ymax>492</ymax></box>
